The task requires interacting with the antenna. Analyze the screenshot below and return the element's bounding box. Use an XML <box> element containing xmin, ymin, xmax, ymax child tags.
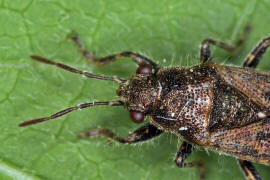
<box><xmin>30</xmin><ymin>55</ymin><xmax>126</xmax><ymax>83</ymax></box>
<box><xmin>19</xmin><ymin>101</ymin><xmax>123</xmax><ymax>127</ymax></box>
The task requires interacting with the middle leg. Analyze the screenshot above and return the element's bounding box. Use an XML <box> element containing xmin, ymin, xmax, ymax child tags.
<box><xmin>200</xmin><ymin>25</ymin><xmax>251</xmax><ymax>63</ymax></box>
<box><xmin>174</xmin><ymin>141</ymin><xmax>205</xmax><ymax>180</ymax></box>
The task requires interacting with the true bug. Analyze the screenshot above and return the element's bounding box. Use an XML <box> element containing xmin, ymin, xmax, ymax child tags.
<box><xmin>19</xmin><ymin>26</ymin><xmax>270</xmax><ymax>180</ymax></box>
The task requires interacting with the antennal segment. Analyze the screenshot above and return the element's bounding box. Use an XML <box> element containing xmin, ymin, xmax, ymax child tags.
<box><xmin>30</xmin><ymin>56</ymin><xmax>126</xmax><ymax>83</ymax></box>
<box><xmin>19</xmin><ymin>100</ymin><xmax>123</xmax><ymax>127</ymax></box>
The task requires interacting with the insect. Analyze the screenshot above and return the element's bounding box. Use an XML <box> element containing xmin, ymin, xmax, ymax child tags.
<box><xmin>19</xmin><ymin>26</ymin><xmax>270</xmax><ymax>180</ymax></box>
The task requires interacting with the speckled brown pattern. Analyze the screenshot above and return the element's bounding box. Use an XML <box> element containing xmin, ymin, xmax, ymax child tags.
<box><xmin>117</xmin><ymin>63</ymin><xmax>270</xmax><ymax>165</ymax></box>
<box><xmin>20</xmin><ymin>27</ymin><xmax>269</xmax><ymax>180</ymax></box>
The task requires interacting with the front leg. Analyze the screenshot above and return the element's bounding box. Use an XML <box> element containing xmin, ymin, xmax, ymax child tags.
<box><xmin>79</xmin><ymin>123</ymin><xmax>163</xmax><ymax>144</ymax></box>
<box><xmin>174</xmin><ymin>141</ymin><xmax>205</xmax><ymax>180</ymax></box>
<box><xmin>68</xmin><ymin>31</ymin><xmax>159</xmax><ymax>73</ymax></box>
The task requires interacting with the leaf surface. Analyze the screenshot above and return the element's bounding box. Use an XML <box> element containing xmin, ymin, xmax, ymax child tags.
<box><xmin>1</xmin><ymin>0</ymin><xmax>270</xmax><ymax>179</ymax></box>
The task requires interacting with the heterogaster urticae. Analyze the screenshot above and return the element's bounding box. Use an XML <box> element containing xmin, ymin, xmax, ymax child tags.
<box><xmin>20</xmin><ymin>25</ymin><xmax>270</xmax><ymax>180</ymax></box>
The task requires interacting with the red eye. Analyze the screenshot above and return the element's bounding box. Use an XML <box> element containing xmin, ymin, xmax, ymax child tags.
<box><xmin>129</xmin><ymin>110</ymin><xmax>144</xmax><ymax>123</ymax></box>
<box><xmin>136</xmin><ymin>64</ymin><xmax>152</xmax><ymax>74</ymax></box>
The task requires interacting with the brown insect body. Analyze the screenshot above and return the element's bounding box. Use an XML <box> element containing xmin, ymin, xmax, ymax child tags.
<box><xmin>20</xmin><ymin>27</ymin><xmax>270</xmax><ymax>179</ymax></box>
<box><xmin>118</xmin><ymin>63</ymin><xmax>270</xmax><ymax>165</ymax></box>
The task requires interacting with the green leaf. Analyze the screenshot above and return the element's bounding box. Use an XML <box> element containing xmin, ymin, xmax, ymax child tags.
<box><xmin>1</xmin><ymin>0</ymin><xmax>270</xmax><ymax>180</ymax></box>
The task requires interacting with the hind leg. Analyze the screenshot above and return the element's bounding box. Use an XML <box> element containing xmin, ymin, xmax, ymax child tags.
<box><xmin>242</xmin><ymin>37</ymin><xmax>270</xmax><ymax>68</ymax></box>
<box><xmin>238</xmin><ymin>160</ymin><xmax>262</xmax><ymax>180</ymax></box>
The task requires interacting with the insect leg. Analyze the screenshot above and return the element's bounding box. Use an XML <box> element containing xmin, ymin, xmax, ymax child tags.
<box><xmin>200</xmin><ymin>25</ymin><xmax>251</xmax><ymax>63</ymax></box>
<box><xmin>238</xmin><ymin>160</ymin><xmax>262</xmax><ymax>180</ymax></box>
<box><xmin>68</xmin><ymin>31</ymin><xmax>159</xmax><ymax>73</ymax></box>
<box><xmin>174</xmin><ymin>141</ymin><xmax>193</xmax><ymax>166</ymax></box>
<box><xmin>174</xmin><ymin>142</ymin><xmax>205</xmax><ymax>180</ymax></box>
<box><xmin>79</xmin><ymin>123</ymin><xmax>163</xmax><ymax>144</ymax></box>
<box><xmin>243</xmin><ymin>37</ymin><xmax>270</xmax><ymax>68</ymax></box>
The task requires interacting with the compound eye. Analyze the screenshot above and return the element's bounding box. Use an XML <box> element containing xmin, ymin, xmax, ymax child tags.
<box><xmin>136</xmin><ymin>64</ymin><xmax>152</xmax><ymax>75</ymax></box>
<box><xmin>129</xmin><ymin>110</ymin><xmax>145</xmax><ymax>123</ymax></box>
